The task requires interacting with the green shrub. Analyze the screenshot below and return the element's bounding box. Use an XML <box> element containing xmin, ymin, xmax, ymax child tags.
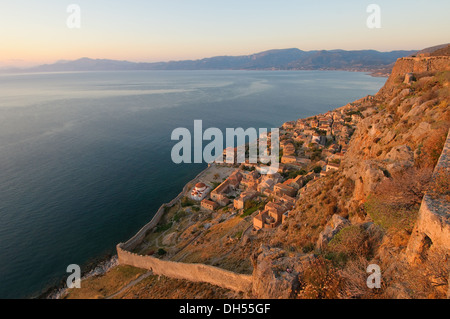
<box><xmin>173</xmin><ymin>210</ymin><xmax>187</xmax><ymax>222</ymax></box>
<box><xmin>364</xmin><ymin>196</ymin><xmax>417</xmax><ymax>232</ymax></box>
<box><xmin>155</xmin><ymin>222</ymin><xmax>173</xmax><ymax>233</ymax></box>
<box><xmin>181</xmin><ymin>196</ymin><xmax>196</xmax><ymax>207</ymax></box>
<box><xmin>283</xmin><ymin>169</ymin><xmax>307</xmax><ymax>179</ymax></box>
<box><xmin>241</xmin><ymin>206</ymin><xmax>258</xmax><ymax>218</ymax></box>
<box><xmin>312</xmin><ymin>166</ymin><xmax>322</xmax><ymax>174</ymax></box>
<box><xmin>326</xmin><ymin>225</ymin><xmax>369</xmax><ymax>264</ymax></box>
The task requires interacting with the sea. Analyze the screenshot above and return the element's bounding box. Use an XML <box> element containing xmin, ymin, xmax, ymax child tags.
<box><xmin>0</xmin><ymin>70</ymin><xmax>386</xmax><ymax>298</ymax></box>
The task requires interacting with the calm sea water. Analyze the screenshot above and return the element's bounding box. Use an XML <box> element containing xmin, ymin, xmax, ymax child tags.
<box><xmin>0</xmin><ymin>70</ymin><xmax>386</xmax><ymax>298</ymax></box>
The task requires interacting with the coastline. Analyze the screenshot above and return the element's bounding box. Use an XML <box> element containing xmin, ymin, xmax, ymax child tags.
<box><xmin>44</xmin><ymin>164</ymin><xmax>212</xmax><ymax>299</ymax></box>
<box><xmin>31</xmin><ymin>69</ymin><xmax>390</xmax><ymax>299</ymax></box>
<box><xmin>120</xmin><ymin>164</ymin><xmax>212</xmax><ymax>250</ymax></box>
<box><xmin>40</xmin><ymin>253</ymin><xmax>118</xmax><ymax>299</ymax></box>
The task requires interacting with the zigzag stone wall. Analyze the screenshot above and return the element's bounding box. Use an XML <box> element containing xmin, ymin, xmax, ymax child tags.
<box><xmin>122</xmin><ymin>166</ymin><xmax>208</xmax><ymax>251</ymax></box>
<box><xmin>117</xmin><ymin>164</ymin><xmax>253</xmax><ymax>293</ymax></box>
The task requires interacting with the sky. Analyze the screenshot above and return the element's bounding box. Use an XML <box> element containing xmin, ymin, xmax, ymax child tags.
<box><xmin>0</xmin><ymin>0</ymin><xmax>449</xmax><ymax>67</ymax></box>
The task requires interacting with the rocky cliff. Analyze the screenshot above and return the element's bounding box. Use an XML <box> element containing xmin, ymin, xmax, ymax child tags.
<box><xmin>380</xmin><ymin>55</ymin><xmax>450</xmax><ymax>96</ymax></box>
<box><xmin>264</xmin><ymin>46</ymin><xmax>449</xmax><ymax>299</ymax></box>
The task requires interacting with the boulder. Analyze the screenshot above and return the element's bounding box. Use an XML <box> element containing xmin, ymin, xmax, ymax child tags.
<box><xmin>409</xmin><ymin>122</ymin><xmax>432</xmax><ymax>142</ymax></box>
<box><xmin>252</xmin><ymin>245</ymin><xmax>314</xmax><ymax>299</ymax></box>
<box><xmin>384</xmin><ymin>145</ymin><xmax>414</xmax><ymax>176</ymax></box>
<box><xmin>316</xmin><ymin>215</ymin><xmax>351</xmax><ymax>249</ymax></box>
<box><xmin>385</xmin><ymin>145</ymin><xmax>414</xmax><ymax>166</ymax></box>
<box><xmin>400</xmin><ymin>88</ymin><xmax>412</xmax><ymax>97</ymax></box>
<box><xmin>381</xmin><ymin>130</ymin><xmax>396</xmax><ymax>144</ymax></box>
<box><xmin>351</xmin><ymin>162</ymin><xmax>387</xmax><ymax>202</ymax></box>
<box><xmin>408</xmin><ymin>100</ymin><xmax>435</xmax><ymax>118</ymax></box>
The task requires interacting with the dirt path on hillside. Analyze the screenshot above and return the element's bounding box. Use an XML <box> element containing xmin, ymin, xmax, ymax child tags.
<box><xmin>105</xmin><ymin>271</ymin><xmax>153</xmax><ymax>299</ymax></box>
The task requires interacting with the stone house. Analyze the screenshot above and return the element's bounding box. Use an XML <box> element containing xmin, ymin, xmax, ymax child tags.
<box><xmin>234</xmin><ymin>191</ymin><xmax>257</xmax><ymax>210</ymax></box>
<box><xmin>253</xmin><ymin>201</ymin><xmax>290</xmax><ymax>230</ymax></box>
<box><xmin>201</xmin><ymin>199</ymin><xmax>219</xmax><ymax>211</ymax></box>
<box><xmin>274</xmin><ymin>183</ymin><xmax>297</xmax><ymax>198</ymax></box>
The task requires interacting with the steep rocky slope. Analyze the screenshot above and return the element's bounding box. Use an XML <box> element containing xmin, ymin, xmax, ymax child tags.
<box><xmin>263</xmin><ymin>53</ymin><xmax>449</xmax><ymax>299</ymax></box>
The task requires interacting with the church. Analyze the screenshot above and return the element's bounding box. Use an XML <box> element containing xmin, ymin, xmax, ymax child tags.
<box><xmin>190</xmin><ymin>182</ymin><xmax>210</xmax><ymax>201</ymax></box>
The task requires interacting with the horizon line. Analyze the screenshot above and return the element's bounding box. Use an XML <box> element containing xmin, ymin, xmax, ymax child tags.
<box><xmin>1</xmin><ymin>46</ymin><xmax>424</xmax><ymax>70</ymax></box>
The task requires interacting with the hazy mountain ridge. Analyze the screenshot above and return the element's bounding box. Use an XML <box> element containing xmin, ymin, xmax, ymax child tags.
<box><xmin>3</xmin><ymin>48</ymin><xmax>418</xmax><ymax>73</ymax></box>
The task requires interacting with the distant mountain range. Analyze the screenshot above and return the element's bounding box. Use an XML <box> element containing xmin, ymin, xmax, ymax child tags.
<box><xmin>3</xmin><ymin>48</ymin><xmax>419</xmax><ymax>74</ymax></box>
<box><xmin>415</xmin><ymin>43</ymin><xmax>450</xmax><ymax>57</ymax></box>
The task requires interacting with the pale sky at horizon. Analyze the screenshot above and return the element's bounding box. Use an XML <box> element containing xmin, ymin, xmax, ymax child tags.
<box><xmin>0</xmin><ymin>0</ymin><xmax>449</xmax><ymax>67</ymax></box>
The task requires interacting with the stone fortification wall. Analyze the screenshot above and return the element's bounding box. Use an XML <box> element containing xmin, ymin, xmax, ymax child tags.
<box><xmin>380</xmin><ymin>56</ymin><xmax>450</xmax><ymax>95</ymax></box>
<box><xmin>117</xmin><ymin>244</ymin><xmax>252</xmax><ymax>292</ymax></box>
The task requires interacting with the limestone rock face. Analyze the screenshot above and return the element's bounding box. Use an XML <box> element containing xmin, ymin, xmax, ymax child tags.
<box><xmin>404</xmin><ymin>73</ymin><xmax>415</xmax><ymax>84</ymax></box>
<box><xmin>407</xmin><ymin>100</ymin><xmax>434</xmax><ymax>118</ymax></box>
<box><xmin>385</xmin><ymin>145</ymin><xmax>414</xmax><ymax>164</ymax></box>
<box><xmin>400</xmin><ymin>88</ymin><xmax>412</xmax><ymax>97</ymax></box>
<box><xmin>410</xmin><ymin>122</ymin><xmax>432</xmax><ymax>142</ymax></box>
<box><xmin>385</xmin><ymin>145</ymin><xmax>414</xmax><ymax>175</ymax></box>
<box><xmin>381</xmin><ymin>130</ymin><xmax>396</xmax><ymax>145</ymax></box>
<box><xmin>406</xmin><ymin>194</ymin><xmax>450</xmax><ymax>263</ymax></box>
<box><xmin>252</xmin><ymin>245</ymin><xmax>314</xmax><ymax>299</ymax></box>
<box><xmin>406</xmin><ymin>130</ymin><xmax>450</xmax><ymax>264</ymax></box>
<box><xmin>316</xmin><ymin>215</ymin><xmax>351</xmax><ymax>250</ymax></box>
<box><xmin>348</xmin><ymin>161</ymin><xmax>386</xmax><ymax>202</ymax></box>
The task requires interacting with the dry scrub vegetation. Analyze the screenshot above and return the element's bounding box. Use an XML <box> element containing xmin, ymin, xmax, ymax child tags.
<box><xmin>269</xmin><ymin>69</ymin><xmax>449</xmax><ymax>299</ymax></box>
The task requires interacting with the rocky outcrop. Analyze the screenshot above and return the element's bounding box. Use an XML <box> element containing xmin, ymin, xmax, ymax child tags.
<box><xmin>379</xmin><ymin>56</ymin><xmax>450</xmax><ymax>95</ymax></box>
<box><xmin>385</xmin><ymin>145</ymin><xmax>414</xmax><ymax>164</ymax></box>
<box><xmin>404</xmin><ymin>73</ymin><xmax>415</xmax><ymax>84</ymax></box>
<box><xmin>316</xmin><ymin>215</ymin><xmax>351</xmax><ymax>250</ymax></box>
<box><xmin>352</xmin><ymin>163</ymin><xmax>387</xmax><ymax>202</ymax></box>
<box><xmin>406</xmin><ymin>130</ymin><xmax>450</xmax><ymax>263</ymax></box>
<box><xmin>385</xmin><ymin>145</ymin><xmax>415</xmax><ymax>175</ymax></box>
<box><xmin>251</xmin><ymin>246</ymin><xmax>314</xmax><ymax>299</ymax></box>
